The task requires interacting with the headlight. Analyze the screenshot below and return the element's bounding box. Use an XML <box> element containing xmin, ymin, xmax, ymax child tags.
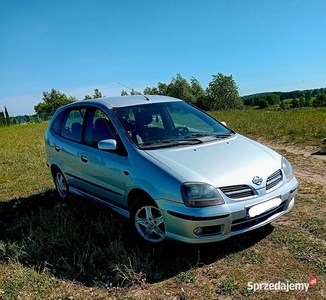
<box><xmin>282</xmin><ymin>157</ymin><xmax>295</xmax><ymax>182</ymax></box>
<box><xmin>181</xmin><ymin>183</ymin><xmax>224</xmax><ymax>207</ymax></box>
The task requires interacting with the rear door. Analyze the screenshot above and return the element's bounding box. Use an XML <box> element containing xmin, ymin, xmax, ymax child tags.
<box><xmin>56</xmin><ymin>107</ymin><xmax>87</xmax><ymax>190</ymax></box>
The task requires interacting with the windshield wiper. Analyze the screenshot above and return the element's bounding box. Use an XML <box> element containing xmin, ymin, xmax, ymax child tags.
<box><xmin>183</xmin><ymin>133</ymin><xmax>232</xmax><ymax>140</ymax></box>
<box><xmin>183</xmin><ymin>133</ymin><xmax>215</xmax><ymax>138</ymax></box>
<box><xmin>139</xmin><ymin>139</ymin><xmax>202</xmax><ymax>148</ymax></box>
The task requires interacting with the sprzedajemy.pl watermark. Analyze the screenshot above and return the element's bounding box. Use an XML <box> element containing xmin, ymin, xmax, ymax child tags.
<box><xmin>247</xmin><ymin>277</ymin><xmax>318</xmax><ymax>293</ymax></box>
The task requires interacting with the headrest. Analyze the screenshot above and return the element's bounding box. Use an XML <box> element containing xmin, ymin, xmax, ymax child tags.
<box><xmin>136</xmin><ymin>111</ymin><xmax>152</xmax><ymax>126</ymax></box>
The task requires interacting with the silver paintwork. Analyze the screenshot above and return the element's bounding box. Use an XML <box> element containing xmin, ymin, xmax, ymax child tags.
<box><xmin>45</xmin><ymin>95</ymin><xmax>298</xmax><ymax>243</ymax></box>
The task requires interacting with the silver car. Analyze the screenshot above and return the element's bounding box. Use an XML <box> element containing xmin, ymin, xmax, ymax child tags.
<box><xmin>45</xmin><ymin>95</ymin><xmax>298</xmax><ymax>244</ymax></box>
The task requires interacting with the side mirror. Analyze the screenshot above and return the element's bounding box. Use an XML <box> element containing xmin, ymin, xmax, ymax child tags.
<box><xmin>98</xmin><ymin>139</ymin><xmax>117</xmax><ymax>151</ymax></box>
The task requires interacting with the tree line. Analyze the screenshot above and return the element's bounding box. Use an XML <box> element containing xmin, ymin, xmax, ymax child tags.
<box><xmin>124</xmin><ymin>75</ymin><xmax>326</xmax><ymax>110</ymax></box>
<box><xmin>243</xmin><ymin>88</ymin><xmax>326</xmax><ymax>109</ymax></box>
<box><xmin>31</xmin><ymin>73</ymin><xmax>243</xmax><ymax>116</ymax></box>
<box><xmin>32</xmin><ymin>73</ymin><xmax>326</xmax><ymax>116</ymax></box>
<box><xmin>122</xmin><ymin>73</ymin><xmax>244</xmax><ymax>111</ymax></box>
<box><xmin>1</xmin><ymin>72</ymin><xmax>325</xmax><ymax>127</ymax></box>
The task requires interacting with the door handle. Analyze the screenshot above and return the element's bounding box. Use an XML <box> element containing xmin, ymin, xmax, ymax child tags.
<box><xmin>81</xmin><ymin>155</ymin><xmax>88</xmax><ymax>163</ymax></box>
<box><xmin>55</xmin><ymin>146</ymin><xmax>60</xmax><ymax>152</ymax></box>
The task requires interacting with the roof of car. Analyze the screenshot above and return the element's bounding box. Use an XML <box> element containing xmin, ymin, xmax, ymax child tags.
<box><xmin>84</xmin><ymin>95</ymin><xmax>183</xmax><ymax>109</ymax></box>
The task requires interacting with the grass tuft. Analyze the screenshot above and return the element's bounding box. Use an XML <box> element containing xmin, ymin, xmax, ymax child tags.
<box><xmin>215</xmin><ymin>277</ymin><xmax>239</xmax><ymax>295</ymax></box>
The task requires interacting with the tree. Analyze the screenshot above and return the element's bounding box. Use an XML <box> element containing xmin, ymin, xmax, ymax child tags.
<box><xmin>143</xmin><ymin>82</ymin><xmax>168</xmax><ymax>96</ymax></box>
<box><xmin>313</xmin><ymin>93</ymin><xmax>326</xmax><ymax>107</ymax></box>
<box><xmin>280</xmin><ymin>100</ymin><xmax>286</xmax><ymax>110</ymax></box>
<box><xmin>243</xmin><ymin>97</ymin><xmax>254</xmax><ymax>107</ymax></box>
<box><xmin>190</xmin><ymin>77</ymin><xmax>207</xmax><ymax>109</ymax></box>
<box><xmin>166</xmin><ymin>74</ymin><xmax>196</xmax><ymax>103</ymax></box>
<box><xmin>143</xmin><ymin>86</ymin><xmax>158</xmax><ymax>95</ymax></box>
<box><xmin>84</xmin><ymin>88</ymin><xmax>104</xmax><ymax>100</ymax></box>
<box><xmin>119</xmin><ymin>88</ymin><xmax>141</xmax><ymax>96</ymax></box>
<box><xmin>258</xmin><ymin>99</ymin><xmax>269</xmax><ymax>109</ymax></box>
<box><xmin>304</xmin><ymin>90</ymin><xmax>312</xmax><ymax>107</ymax></box>
<box><xmin>0</xmin><ymin>111</ymin><xmax>5</xmax><ymax>126</ymax></box>
<box><xmin>157</xmin><ymin>82</ymin><xmax>168</xmax><ymax>95</ymax></box>
<box><xmin>34</xmin><ymin>89</ymin><xmax>77</xmax><ymax>114</ymax></box>
<box><xmin>92</xmin><ymin>88</ymin><xmax>103</xmax><ymax>98</ymax></box>
<box><xmin>206</xmin><ymin>73</ymin><xmax>243</xmax><ymax>110</ymax></box>
<box><xmin>130</xmin><ymin>89</ymin><xmax>141</xmax><ymax>95</ymax></box>
<box><xmin>265</xmin><ymin>94</ymin><xmax>280</xmax><ymax>105</ymax></box>
<box><xmin>4</xmin><ymin>106</ymin><xmax>10</xmax><ymax>125</ymax></box>
<box><xmin>290</xmin><ymin>97</ymin><xmax>299</xmax><ymax>108</ymax></box>
<box><xmin>143</xmin><ymin>76</ymin><xmax>208</xmax><ymax>108</ymax></box>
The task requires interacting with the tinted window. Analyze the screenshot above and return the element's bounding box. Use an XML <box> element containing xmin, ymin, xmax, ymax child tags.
<box><xmin>85</xmin><ymin>108</ymin><xmax>115</xmax><ymax>147</ymax></box>
<box><xmin>61</xmin><ymin>108</ymin><xmax>85</xmax><ymax>142</ymax></box>
<box><xmin>51</xmin><ymin>111</ymin><xmax>64</xmax><ymax>134</ymax></box>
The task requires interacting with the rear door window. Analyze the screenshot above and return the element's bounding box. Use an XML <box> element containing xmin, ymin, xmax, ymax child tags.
<box><xmin>61</xmin><ymin>108</ymin><xmax>86</xmax><ymax>142</ymax></box>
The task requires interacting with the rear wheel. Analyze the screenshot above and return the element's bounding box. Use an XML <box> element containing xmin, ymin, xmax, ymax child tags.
<box><xmin>54</xmin><ymin>169</ymin><xmax>69</xmax><ymax>199</ymax></box>
<box><xmin>132</xmin><ymin>200</ymin><xmax>166</xmax><ymax>243</ymax></box>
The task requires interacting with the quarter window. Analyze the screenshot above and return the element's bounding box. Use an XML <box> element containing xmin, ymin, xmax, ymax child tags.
<box><xmin>51</xmin><ymin>111</ymin><xmax>64</xmax><ymax>135</ymax></box>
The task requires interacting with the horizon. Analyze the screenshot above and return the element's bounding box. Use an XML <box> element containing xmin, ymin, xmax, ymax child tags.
<box><xmin>2</xmin><ymin>85</ymin><xmax>325</xmax><ymax>118</ymax></box>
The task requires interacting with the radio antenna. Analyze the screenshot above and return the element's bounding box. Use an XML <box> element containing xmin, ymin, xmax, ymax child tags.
<box><xmin>118</xmin><ymin>82</ymin><xmax>142</xmax><ymax>95</ymax></box>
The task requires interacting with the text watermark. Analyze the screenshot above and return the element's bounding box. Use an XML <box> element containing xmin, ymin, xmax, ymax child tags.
<box><xmin>247</xmin><ymin>277</ymin><xmax>318</xmax><ymax>293</ymax></box>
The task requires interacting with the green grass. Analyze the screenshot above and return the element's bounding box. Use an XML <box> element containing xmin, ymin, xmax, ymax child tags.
<box><xmin>210</xmin><ymin>107</ymin><xmax>326</xmax><ymax>145</ymax></box>
<box><xmin>0</xmin><ymin>123</ymin><xmax>53</xmax><ymax>200</ymax></box>
<box><xmin>1</xmin><ymin>108</ymin><xmax>326</xmax><ymax>299</ymax></box>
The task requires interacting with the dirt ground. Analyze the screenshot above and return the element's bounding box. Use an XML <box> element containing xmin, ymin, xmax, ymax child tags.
<box><xmin>262</xmin><ymin>141</ymin><xmax>326</xmax><ymax>187</ymax></box>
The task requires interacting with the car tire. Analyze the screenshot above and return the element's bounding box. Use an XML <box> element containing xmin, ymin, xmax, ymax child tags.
<box><xmin>131</xmin><ymin>199</ymin><xmax>166</xmax><ymax>243</ymax></box>
<box><xmin>53</xmin><ymin>168</ymin><xmax>69</xmax><ymax>200</ymax></box>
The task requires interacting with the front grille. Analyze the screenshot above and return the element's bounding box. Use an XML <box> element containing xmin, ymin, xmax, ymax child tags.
<box><xmin>219</xmin><ymin>185</ymin><xmax>255</xmax><ymax>199</ymax></box>
<box><xmin>266</xmin><ymin>169</ymin><xmax>282</xmax><ymax>190</ymax></box>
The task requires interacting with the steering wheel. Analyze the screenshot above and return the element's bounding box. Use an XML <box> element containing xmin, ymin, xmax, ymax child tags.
<box><xmin>174</xmin><ymin>126</ymin><xmax>189</xmax><ymax>136</ymax></box>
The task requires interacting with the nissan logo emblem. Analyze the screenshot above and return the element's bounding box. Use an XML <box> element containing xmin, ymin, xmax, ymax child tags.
<box><xmin>252</xmin><ymin>176</ymin><xmax>263</xmax><ymax>185</ymax></box>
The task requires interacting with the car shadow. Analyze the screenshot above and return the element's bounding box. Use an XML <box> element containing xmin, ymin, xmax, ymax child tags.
<box><xmin>0</xmin><ymin>191</ymin><xmax>274</xmax><ymax>287</ymax></box>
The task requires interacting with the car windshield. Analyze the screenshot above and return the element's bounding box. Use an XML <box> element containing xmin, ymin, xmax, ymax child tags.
<box><xmin>113</xmin><ymin>101</ymin><xmax>233</xmax><ymax>149</ymax></box>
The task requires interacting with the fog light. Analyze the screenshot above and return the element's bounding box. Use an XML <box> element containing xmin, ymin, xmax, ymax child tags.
<box><xmin>289</xmin><ymin>197</ymin><xmax>295</xmax><ymax>208</ymax></box>
<box><xmin>194</xmin><ymin>227</ymin><xmax>203</xmax><ymax>235</ymax></box>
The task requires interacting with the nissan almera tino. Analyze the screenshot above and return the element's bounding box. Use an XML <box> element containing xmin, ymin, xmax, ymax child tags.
<box><xmin>45</xmin><ymin>95</ymin><xmax>298</xmax><ymax>244</ymax></box>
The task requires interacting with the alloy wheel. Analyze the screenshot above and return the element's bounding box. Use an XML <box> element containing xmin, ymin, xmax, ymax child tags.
<box><xmin>55</xmin><ymin>171</ymin><xmax>68</xmax><ymax>199</ymax></box>
<box><xmin>134</xmin><ymin>205</ymin><xmax>165</xmax><ymax>243</ymax></box>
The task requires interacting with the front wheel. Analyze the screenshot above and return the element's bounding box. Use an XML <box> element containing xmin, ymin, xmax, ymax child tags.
<box><xmin>54</xmin><ymin>169</ymin><xmax>69</xmax><ymax>199</ymax></box>
<box><xmin>132</xmin><ymin>201</ymin><xmax>166</xmax><ymax>243</ymax></box>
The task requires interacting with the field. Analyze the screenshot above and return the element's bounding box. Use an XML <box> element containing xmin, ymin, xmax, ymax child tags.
<box><xmin>0</xmin><ymin>108</ymin><xmax>325</xmax><ymax>299</ymax></box>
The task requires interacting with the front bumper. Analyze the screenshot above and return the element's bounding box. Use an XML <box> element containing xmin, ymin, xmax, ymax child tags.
<box><xmin>156</xmin><ymin>177</ymin><xmax>298</xmax><ymax>244</ymax></box>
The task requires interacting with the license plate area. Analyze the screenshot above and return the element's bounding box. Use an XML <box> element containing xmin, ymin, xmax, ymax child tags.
<box><xmin>246</xmin><ymin>197</ymin><xmax>282</xmax><ymax>219</ymax></box>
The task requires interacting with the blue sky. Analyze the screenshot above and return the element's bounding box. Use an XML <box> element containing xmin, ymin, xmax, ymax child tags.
<box><xmin>1</xmin><ymin>0</ymin><xmax>325</xmax><ymax>116</ymax></box>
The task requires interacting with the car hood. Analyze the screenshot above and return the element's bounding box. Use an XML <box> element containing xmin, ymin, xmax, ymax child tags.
<box><xmin>145</xmin><ymin>134</ymin><xmax>282</xmax><ymax>187</ymax></box>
